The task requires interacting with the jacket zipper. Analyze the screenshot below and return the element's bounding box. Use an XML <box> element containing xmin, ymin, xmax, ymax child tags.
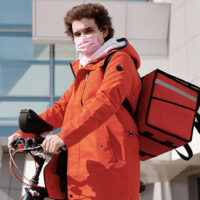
<box><xmin>81</xmin><ymin>73</ymin><xmax>88</xmax><ymax>107</ymax></box>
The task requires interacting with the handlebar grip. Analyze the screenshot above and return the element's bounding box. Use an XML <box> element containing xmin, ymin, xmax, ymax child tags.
<box><xmin>60</xmin><ymin>145</ymin><xmax>67</xmax><ymax>151</ymax></box>
<box><xmin>22</xmin><ymin>187</ymin><xmax>48</xmax><ymax>200</ymax></box>
<box><xmin>22</xmin><ymin>193</ymin><xmax>33</xmax><ymax>200</ymax></box>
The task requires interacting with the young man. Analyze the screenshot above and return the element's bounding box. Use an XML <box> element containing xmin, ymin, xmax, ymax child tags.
<box><xmin>8</xmin><ymin>3</ymin><xmax>141</xmax><ymax>200</ymax></box>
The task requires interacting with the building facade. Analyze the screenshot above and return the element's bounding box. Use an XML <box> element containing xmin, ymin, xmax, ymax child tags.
<box><xmin>0</xmin><ymin>0</ymin><xmax>200</xmax><ymax>199</ymax></box>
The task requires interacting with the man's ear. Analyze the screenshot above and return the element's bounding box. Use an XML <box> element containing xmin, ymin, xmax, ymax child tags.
<box><xmin>102</xmin><ymin>25</ymin><xmax>108</xmax><ymax>39</ymax></box>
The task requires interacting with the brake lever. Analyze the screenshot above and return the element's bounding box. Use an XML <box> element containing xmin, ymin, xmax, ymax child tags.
<box><xmin>10</xmin><ymin>136</ymin><xmax>25</xmax><ymax>150</ymax></box>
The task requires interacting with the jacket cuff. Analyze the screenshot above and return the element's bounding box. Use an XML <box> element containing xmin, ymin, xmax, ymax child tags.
<box><xmin>57</xmin><ymin>132</ymin><xmax>70</xmax><ymax>149</ymax></box>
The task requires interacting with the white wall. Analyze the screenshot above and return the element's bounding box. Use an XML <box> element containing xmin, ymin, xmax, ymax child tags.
<box><xmin>155</xmin><ymin>0</ymin><xmax>200</xmax><ymax>82</ymax></box>
<box><xmin>141</xmin><ymin>0</ymin><xmax>200</xmax><ymax>199</ymax></box>
<box><xmin>33</xmin><ymin>0</ymin><xmax>170</xmax><ymax>57</ymax></box>
<box><xmin>139</xmin><ymin>55</ymin><xmax>169</xmax><ymax>77</ymax></box>
<box><xmin>155</xmin><ymin>0</ymin><xmax>200</xmax><ymax>159</ymax></box>
<box><xmin>153</xmin><ymin>0</ymin><xmax>200</xmax><ymax>159</ymax></box>
<box><xmin>168</xmin><ymin>0</ymin><xmax>200</xmax><ymax>82</ymax></box>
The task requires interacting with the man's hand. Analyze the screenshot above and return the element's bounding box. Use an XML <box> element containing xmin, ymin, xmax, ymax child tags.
<box><xmin>8</xmin><ymin>133</ymin><xmax>21</xmax><ymax>148</ymax></box>
<box><xmin>42</xmin><ymin>135</ymin><xmax>65</xmax><ymax>154</ymax></box>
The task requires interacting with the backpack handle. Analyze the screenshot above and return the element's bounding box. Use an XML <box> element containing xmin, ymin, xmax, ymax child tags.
<box><xmin>175</xmin><ymin>144</ymin><xmax>193</xmax><ymax>161</ymax></box>
<box><xmin>194</xmin><ymin>103</ymin><xmax>200</xmax><ymax>133</ymax></box>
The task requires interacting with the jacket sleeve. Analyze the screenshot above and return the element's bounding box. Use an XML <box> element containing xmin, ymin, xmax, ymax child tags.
<box><xmin>15</xmin><ymin>81</ymin><xmax>74</xmax><ymax>138</ymax></box>
<box><xmin>39</xmin><ymin>81</ymin><xmax>74</xmax><ymax>130</ymax></box>
<box><xmin>57</xmin><ymin>52</ymin><xmax>140</xmax><ymax>148</ymax></box>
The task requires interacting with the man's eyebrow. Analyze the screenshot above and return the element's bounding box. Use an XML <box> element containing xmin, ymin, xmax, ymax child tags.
<box><xmin>84</xmin><ymin>27</ymin><xmax>93</xmax><ymax>30</ymax></box>
<box><xmin>73</xmin><ymin>30</ymin><xmax>80</xmax><ymax>34</ymax></box>
<box><xmin>82</xmin><ymin>27</ymin><xmax>94</xmax><ymax>32</ymax></box>
<box><xmin>73</xmin><ymin>27</ymin><xmax>93</xmax><ymax>34</ymax></box>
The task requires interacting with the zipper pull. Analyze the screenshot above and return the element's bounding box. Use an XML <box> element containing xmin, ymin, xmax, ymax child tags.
<box><xmin>81</xmin><ymin>73</ymin><xmax>89</xmax><ymax>107</ymax></box>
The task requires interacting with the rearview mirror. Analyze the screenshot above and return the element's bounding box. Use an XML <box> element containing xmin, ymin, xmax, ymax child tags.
<box><xmin>18</xmin><ymin>109</ymin><xmax>53</xmax><ymax>135</ymax></box>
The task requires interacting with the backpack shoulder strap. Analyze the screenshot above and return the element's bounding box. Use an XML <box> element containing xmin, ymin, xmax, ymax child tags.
<box><xmin>102</xmin><ymin>51</ymin><xmax>117</xmax><ymax>73</ymax></box>
<box><xmin>102</xmin><ymin>51</ymin><xmax>133</xmax><ymax>118</ymax></box>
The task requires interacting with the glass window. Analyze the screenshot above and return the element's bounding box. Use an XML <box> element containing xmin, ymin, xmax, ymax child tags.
<box><xmin>54</xmin><ymin>62</ymin><xmax>74</xmax><ymax>96</ymax></box>
<box><xmin>0</xmin><ymin>62</ymin><xmax>50</xmax><ymax>96</ymax></box>
<box><xmin>0</xmin><ymin>0</ymin><xmax>32</xmax><ymax>26</ymax></box>
<box><xmin>54</xmin><ymin>44</ymin><xmax>75</xmax><ymax>97</ymax></box>
<box><xmin>0</xmin><ymin>126</ymin><xmax>19</xmax><ymax>137</ymax></box>
<box><xmin>33</xmin><ymin>44</ymin><xmax>50</xmax><ymax>60</ymax></box>
<box><xmin>55</xmin><ymin>44</ymin><xmax>76</xmax><ymax>60</ymax></box>
<box><xmin>0</xmin><ymin>99</ymin><xmax>50</xmax><ymax>125</ymax></box>
<box><xmin>0</xmin><ymin>0</ymin><xmax>52</xmax><ymax>137</ymax></box>
<box><xmin>0</xmin><ymin>34</ymin><xmax>49</xmax><ymax>60</ymax></box>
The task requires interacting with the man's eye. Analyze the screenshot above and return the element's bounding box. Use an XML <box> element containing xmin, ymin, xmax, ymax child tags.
<box><xmin>85</xmin><ymin>29</ymin><xmax>93</xmax><ymax>34</ymax></box>
<box><xmin>74</xmin><ymin>33</ymin><xmax>81</xmax><ymax>37</ymax></box>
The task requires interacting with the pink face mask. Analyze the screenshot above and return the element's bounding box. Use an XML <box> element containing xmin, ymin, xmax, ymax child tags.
<box><xmin>74</xmin><ymin>33</ymin><xmax>101</xmax><ymax>57</ymax></box>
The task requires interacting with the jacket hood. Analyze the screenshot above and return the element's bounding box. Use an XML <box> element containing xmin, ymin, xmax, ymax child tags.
<box><xmin>116</xmin><ymin>38</ymin><xmax>141</xmax><ymax>70</ymax></box>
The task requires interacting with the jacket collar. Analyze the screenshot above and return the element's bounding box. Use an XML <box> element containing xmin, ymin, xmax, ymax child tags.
<box><xmin>70</xmin><ymin>51</ymin><xmax>116</xmax><ymax>78</ymax></box>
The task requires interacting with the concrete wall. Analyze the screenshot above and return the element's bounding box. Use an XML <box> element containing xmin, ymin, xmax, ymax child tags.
<box><xmin>170</xmin><ymin>167</ymin><xmax>200</xmax><ymax>200</ymax></box>
<box><xmin>0</xmin><ymin>150</ymin><xmax>25</xmax><ymax>200</ymax></box>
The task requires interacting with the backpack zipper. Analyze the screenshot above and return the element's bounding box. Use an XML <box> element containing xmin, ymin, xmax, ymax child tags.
<box><xmin>81</xmin><ymin>73</ymin><xmax>88</xmax><ymax>107</ymax></box>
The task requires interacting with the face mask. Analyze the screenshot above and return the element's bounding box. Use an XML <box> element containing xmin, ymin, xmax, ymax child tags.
<box><xmin>74</xmin><ymin>33</ymin><xmax>101</xmax><ymax>57</ymax></box>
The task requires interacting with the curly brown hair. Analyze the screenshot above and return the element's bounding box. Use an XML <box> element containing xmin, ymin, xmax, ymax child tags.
<box><xmin>64</xmin><ymin>3</ymin><xmax>114</xmax><ymax>42</ymax></box>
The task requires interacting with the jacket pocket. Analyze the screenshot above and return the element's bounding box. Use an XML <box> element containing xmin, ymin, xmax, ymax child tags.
<box><xmin>105</xmin><ymin>125</ymin><xmax>126</xmax><ymax>163</ymax></box>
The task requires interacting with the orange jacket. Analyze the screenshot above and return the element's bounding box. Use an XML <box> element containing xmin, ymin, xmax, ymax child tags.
<box><xmin>18</xmin><ymin>38</ymin><xmax>141</xmax><ymax>200</ymax></box>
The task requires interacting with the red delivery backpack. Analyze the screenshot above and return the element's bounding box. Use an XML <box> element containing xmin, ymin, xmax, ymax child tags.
<box><xmin>103</xmin><ymin>53</ymin><xmax>200</xmax><ymax>161</ymax></box>
<box><xmin>136</xmin><ymin>69</ymin><xmax>200</xmax><ymax>161</ymax></box>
